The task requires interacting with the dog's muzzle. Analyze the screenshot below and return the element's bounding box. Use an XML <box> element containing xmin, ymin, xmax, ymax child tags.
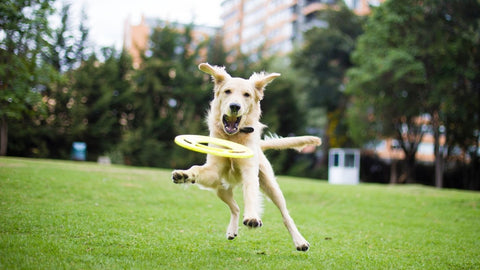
<box><xmin>222</xmin><ymin>115</ymin><xmax>255</xmax><ymax>135</ymax></box>
<box><xmin>223</xmin><ymin>114</ymin><xmax>241</xmax><ymax>135</ymax></box>
<box><xmin>222</xmin><ymin>103</ymin><xmax>254</xmax><ymax>135</ymax></box>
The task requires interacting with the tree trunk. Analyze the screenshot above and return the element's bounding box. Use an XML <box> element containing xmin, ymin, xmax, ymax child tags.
<box><xmin>396</xmin><ymin>124</ymin><xmax>423</xmax><ymax>184</ymax></box>
<box><xmin>434</xmin><ymin>149</ymin><xmax>444</xmax><ymax>188</ymax></box>
<box><xmin>0</xmin><ymin>116</ymin><xmax>7</xmax><ymax>156</ymax></box>
<box><xmin>402</xmin><ymin>152</ymin><xmax>416</xmax><ymax>183</ymax></box>
<box><xmin>432</xmin><ymin>111</ymin><xmax>443</xmax><ymax>188</ymax></box>
<box><xmin>390</xmin><ymin>159</ymin><xmax>398</xmax><ymax>184</ymax></box>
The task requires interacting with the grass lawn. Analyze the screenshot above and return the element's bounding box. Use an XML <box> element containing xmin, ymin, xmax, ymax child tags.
<box><xmin>1</xmin><ymin>157</ymin><xmax>479</xmax><ymax>269</ymax></box>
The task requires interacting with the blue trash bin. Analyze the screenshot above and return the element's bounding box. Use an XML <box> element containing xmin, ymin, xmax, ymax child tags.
<box><xmin>71</xmin><ymin>142</ymin><xmax>87</xmax><ymax>161</ymax></box>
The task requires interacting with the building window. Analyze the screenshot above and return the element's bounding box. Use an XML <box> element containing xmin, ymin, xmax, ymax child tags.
<box><xmin>333</xmin><ymin>153</ymin><xmax>340</xmax><ymax>167</ymax></box>
<box><xmin>345</xmin><ymin>153</ymin><xmax>355</xmax><ymax>168</ymax></box>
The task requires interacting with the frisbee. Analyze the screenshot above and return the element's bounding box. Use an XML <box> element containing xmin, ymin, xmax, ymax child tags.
<box><xmin>174</xmin><ymin>135</ymin><xmax>253</xmax><ymax>158</ymax></box>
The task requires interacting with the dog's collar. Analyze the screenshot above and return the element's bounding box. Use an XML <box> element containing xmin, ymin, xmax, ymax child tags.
<box><xmin>240</xmin><ymin>127</ymin><xmax>254</xmax><ymax>133</ymax></box>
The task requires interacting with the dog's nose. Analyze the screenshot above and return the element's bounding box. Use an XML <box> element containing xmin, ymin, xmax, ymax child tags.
<box><xmin>229</xmin><ymin>103</ymin><xmax>241</xmax><ymax>114</ymax></box>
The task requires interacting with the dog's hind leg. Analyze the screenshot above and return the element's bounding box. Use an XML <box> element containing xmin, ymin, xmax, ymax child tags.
<box><xmin>258</xmin><ymin>154</ymin><xmax>310</xmax><ymax>251</ymax></box>
<box><xmin>217</xmin><ymin>187</ymin><xmax>240</xmax><ymax>240</ymax></box>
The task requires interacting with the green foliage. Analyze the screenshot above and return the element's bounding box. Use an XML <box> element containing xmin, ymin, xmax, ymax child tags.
<box><xmin>346</xmin><ymin>0</ymin><xmax>480</xmax><ymax>183</ymax></box>
<box><xmin>293</xmin><ymin>4</ymin><xmax>365</xmax><ymax>149</ymax></box>
<box><xmin>294</xmin><ymin>4</ymin><xmax>363</xmax><ymax>110</ymax></box>
<box><xmin>0</xmin><ymin>0</ymin><xmax>56</xmax><ymax>155</ymax></box>
<box><xmin>1</xmin><ymin>157</ymin><xmax>480</xmax><ymax>268</ymax></box>
<box><xmin>119</xmin><ymin>24</ymin><xmax>211</xmax><ymax>167</ymax></box>
<box><xmin>43</xmin><ymin>3</ymin><xmax>75</xmax><ymax>71</ymax></box>
<box><xmin>347</xmin><ymin>48</ymin><xmax>427</xmax><ymax>140</ymax></box>
<box><xmin>70</xmin><ymin>49</ymin><xmax>134</xmax><ymax>159</ymax></box>
<box><xmin>3</xmin><ymin>0</ymin><xmax>479</xmax><ymax>187</ymax></box>
<box><xmin>206</xmin><ymin>32</ymin><xmax>228</xmax><ymax>66</ymax></box>
<box><xmin>9</xmin><ymin>49</ymin><xmax>134</xmax><ymax>160</ymax></box>
<box><xmin>2</xmin><ymin>1</ymin><xmax>312</xmax><ymax>174</ymax></box>
<box><xmin>1</xmin><ymin>0</ymin><xmax>92</xmax><ymax>158</ymax></box>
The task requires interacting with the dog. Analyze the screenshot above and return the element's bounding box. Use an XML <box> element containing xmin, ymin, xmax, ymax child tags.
<box><xmin>172</xmin><ymin>63</ymin><xmax>321</xmax><ymax>251</ymax></box>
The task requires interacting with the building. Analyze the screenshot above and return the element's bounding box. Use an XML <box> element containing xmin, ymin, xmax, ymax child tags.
<box><xmin>123</xmin><ymin>16</ymin><xmax>219</xmax><ymax>68</ymax></box>
<box><xmin>220</xmin><ymin>0</ymin><xmax>382</xmax><ymax>60</ymax></box>
<box><xmin>344</xmin><ymin>0</ymin><xmax>382</xmax><ymax>15</ymax></box>
<box><xmin>372</xmin><ymin>134</ymin><xmax>446</xmax><ymax>164</ymax></box>
<box><xmin>123</xmin><ymin>17</ymin><xmax>150</xmax><ymax>69</ymax></box>
<box><xmin>123</xmin><ymin>1</ymin><xmax>383</xmax><ymax>66</ymax></box>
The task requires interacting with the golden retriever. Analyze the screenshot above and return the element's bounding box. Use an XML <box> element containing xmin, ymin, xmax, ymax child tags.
<box><xmin>172</xmin><ymin>63</ymin><xmax>321</xmax><ymax>251</ymax></box>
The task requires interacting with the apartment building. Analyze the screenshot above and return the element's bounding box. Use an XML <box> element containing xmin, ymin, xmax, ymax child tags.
<box><xmin>221</xmin><ymin>0</ymin><xmax>381</xmax><ymax>59</ymax></box>
<box><xmin>344</xmin><ymin>0</ymin><xmax>382</xmax><ymax>15</ymax></box>
<box><xmin>124</xmin><ymin>1</ymin><xmax>382</xmax><ymax>66</ymax></box>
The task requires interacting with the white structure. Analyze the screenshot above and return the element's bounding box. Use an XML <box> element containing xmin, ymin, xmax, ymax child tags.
<box><xmin>328</xmin><ymin>148</ymin><xmax>360</xmax><ymax>185</ymax></box>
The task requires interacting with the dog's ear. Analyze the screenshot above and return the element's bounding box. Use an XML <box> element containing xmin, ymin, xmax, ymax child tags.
<box><xmin>249</xmin><ymin>72</ymin><xmax>281</xmax><ymax>100</ymax></box>
<box><xmin>198</xmin><ymin>63</ymin><xmax>231</xmax><ymax>85</ymax></box>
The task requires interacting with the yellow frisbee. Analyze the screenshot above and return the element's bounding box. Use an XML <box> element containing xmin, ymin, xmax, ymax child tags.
<box><xmin>174</xmin><ymin>135</ymin><xmax>253</xmax><ymax>158</ymax></box>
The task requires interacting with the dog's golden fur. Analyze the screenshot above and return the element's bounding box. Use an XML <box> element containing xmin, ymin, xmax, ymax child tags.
<box><xmin>172</xmin><ymin>63</ymin><xmax>321</xmax><ymax>251</ymax></box>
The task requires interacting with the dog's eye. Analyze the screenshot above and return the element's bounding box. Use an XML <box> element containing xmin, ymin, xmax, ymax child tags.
<box><xmin>224</xmin><ymin>89</ymin><xmax>232</xmax><ymax>95</ymax></box>
<box><xmin>243</xmin><ymin>92</ymin><xmax>251</xmax><ymax>98</ymax></box>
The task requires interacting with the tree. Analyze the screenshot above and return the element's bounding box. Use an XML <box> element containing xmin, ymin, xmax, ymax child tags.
<box><xmin>0</xmin><ymin>0</ymin><xmax>56</xmax><ymax>156</ymax></box>
<box><xmin>121</xmin><ymin>24</ymin><xmax>211</xmax><ymax>167</ymax></box>
<box><xmin>35</xmin><ymin>4</ymin><xmax>93</xmax><ymax>159</ymax></box>
<box><xmin>44</xmin><ymin>2</ymin><xmax>75</xmax><ymax>72</ymax></box>
<box><xmin>9</xmin><ymin>47</ymin><xmax>134</xmax><ymax>160</ymax></box>
<box><xmin>58</xmin><ymin>48</ymin><xmax>134</xmax><ymax>160</ymax></box>
<box><xmin>346</xmin><ymin>0</ymin><xmax>480</xmax><ymax>185</ymax></box>
<box><xmin>75</xmin><ymin>8</ymin><xmax>89</xmax><ymax>64</ymax></box>
<box><xmin>206</xmin><ymin>31</ymin><xmax>228</xmax><ymax>67</ymax></box>
<box><xmin>347</xmin><ymin>48</ymin><xmax>427</xmax><ymax>183</ymax></box>
<box><xmin>419</xmin><ymin>0</ymin><xmax>480</xmax><ymax>188</ymax></box>
<box><xmin>293</xmin><ymin>3</ymin><xmax>365</xmax><ymax>157</ymax></box>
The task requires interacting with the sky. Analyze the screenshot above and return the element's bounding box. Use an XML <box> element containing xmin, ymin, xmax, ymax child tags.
<box><xmin>68</xmin><ymin>0</ymin><xmax>223</xmax><ymax>50</ymax></box>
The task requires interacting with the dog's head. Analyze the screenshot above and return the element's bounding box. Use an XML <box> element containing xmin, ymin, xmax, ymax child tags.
<box><xmin>199</xmin><ymin>63</ymin><xmax>280</xmax><ymax>135</ymax></box>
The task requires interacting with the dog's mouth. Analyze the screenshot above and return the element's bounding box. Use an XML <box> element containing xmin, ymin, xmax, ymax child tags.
<box><xmin>223</xmin><ymin>114</ymin><xmax>241</xmax><ymax>135</ymax></box>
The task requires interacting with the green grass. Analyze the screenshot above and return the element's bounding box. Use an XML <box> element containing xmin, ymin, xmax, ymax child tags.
<box><xmin>1</xmin><ymin>157</ymin><xmax>479</xmax><ymax>269</ymax></box>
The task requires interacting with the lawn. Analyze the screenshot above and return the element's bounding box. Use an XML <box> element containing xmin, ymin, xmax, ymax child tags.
<box><xmin>1</xmin><ymin>157</ymin><xmax>479</xmax><ymax>269</ymax></box>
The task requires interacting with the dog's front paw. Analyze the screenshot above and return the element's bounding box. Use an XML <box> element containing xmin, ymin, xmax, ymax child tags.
<box><xmin>243</xmin><ymin>218</ymin><xmax>262</xmax><ymax>228</ymax></box>
<box><xmin>172</xmin><ymin>170</ymin><xmax>195</xmax><ymax>184</ymax></box>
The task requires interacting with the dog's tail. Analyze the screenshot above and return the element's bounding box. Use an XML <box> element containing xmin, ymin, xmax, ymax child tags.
<box><xmin>261</xmin><ymin>133</ymin><xmax>321</xmax><ymax>152</ymax></box>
